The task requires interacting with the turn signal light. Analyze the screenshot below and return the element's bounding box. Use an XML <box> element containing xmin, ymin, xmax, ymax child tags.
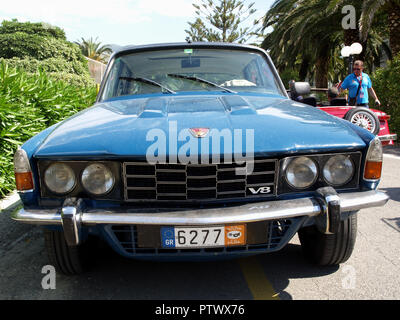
<box><xmin>363</xmin><ymin>137</ymin><xmax>383</xmax><ymax>181</ymax></box>
<box><xmin>364</xmin><ymin>161</ymin><xmax>382</xmax><ymax>180</ymax></box>
<box><xmin>13</xmin><ymin>148</ymin><xmax>34</xmax><ymax>192</ymax></box>
<box><xmin>15</xmin><ymin>172</ymin><xmax>34</xmax><ymax>191</ymax></box>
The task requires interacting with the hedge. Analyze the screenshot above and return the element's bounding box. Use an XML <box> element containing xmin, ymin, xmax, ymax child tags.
<box><xmin>1</xmin><ymin>57</ymin><xmax>90</xmax><ymax>77</ymax></box>
<box><xmin>371</xmin><ymin>53</ymin><xmax>400</xmax><ymax>138</ymax></box>
<box><xmin>0</xmin><ymin>32</ymin><xmax>87</xmax><ymax>66</ymax></box>
<box><xmin>0</xmin><ymin>62</ymin><xmax>97</xmax><ymax>197</ymax></box>
<box><xmin>0</xmin><ymin>20</ymin><xmax>66</xmax><ymax>40</ymax></box>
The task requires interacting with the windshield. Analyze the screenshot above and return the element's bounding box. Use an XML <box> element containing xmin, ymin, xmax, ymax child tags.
<box><xmin>101</xmin><ymin>48</ymin><xmax>285</xmax><ymax>100</ymax></box>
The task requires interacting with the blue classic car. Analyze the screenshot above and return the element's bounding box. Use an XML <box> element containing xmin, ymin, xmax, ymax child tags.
<box><xmin>12</xmin><ymin>43</ymin><xmax>389</xmax><ymax>274</ymax></box>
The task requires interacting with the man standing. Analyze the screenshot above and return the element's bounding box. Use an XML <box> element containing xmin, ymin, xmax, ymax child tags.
<box><xmin>340</xmin><ymin>60</ymin><xmax>381</xmax><ymax>108</ymax></box>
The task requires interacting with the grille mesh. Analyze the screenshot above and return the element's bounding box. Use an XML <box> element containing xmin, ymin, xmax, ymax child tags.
<box><xmin>107</xmin><ymin>218</ymin><xmax>298</xmax><ymax>256</ymax></box>
<box><xmin>123</xmin><ymin>159</ymin><xmax>277</xmax><ymax>202</ymax></box>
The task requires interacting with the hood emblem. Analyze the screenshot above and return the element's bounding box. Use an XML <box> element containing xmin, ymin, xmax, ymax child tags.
<box><xmin>189</xmin><ymin>128</ymin><xmax>209</xmax><ymax>138</ymax></box>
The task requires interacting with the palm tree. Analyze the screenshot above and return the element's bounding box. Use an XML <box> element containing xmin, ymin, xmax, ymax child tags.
<box><xmin>75</xmin><ymin>37</ymin><xmax>112</xmax><ymax>63</ymax></box>
<box><xmin>262</xmin><ymin>0</ymin><xmax>344</xmax><ymax>87</ymax></box>
<box><xmin>329</xmin><ymin>0</ymin><xmax>400</xmax><ymax>56</ymax></box>
<box><xmin>262</xmin><ymin>0</ymin><xmax>389</xmax><ymax>87</ymax></box>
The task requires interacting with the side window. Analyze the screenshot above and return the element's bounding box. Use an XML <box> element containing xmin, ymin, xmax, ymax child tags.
<box><xmin>102</xmin><ymin>60</ymin><xmax>120</xmax><ymax>100</ymax></box>
<box><xmin>103</xmin><ymin>60</ymin><xmax>139</xmax><ymax>99</ymax></box>
<box><xmin>116</xmin><ymin>63</ymin><xmax>135</xmax><ymax>96</ymax></box>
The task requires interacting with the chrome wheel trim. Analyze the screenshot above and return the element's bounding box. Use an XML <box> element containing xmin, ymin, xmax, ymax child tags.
<box><xmin>350</xmin><ymin>111</ymin><xmax>376</xmax><ymax>133</ymax></box>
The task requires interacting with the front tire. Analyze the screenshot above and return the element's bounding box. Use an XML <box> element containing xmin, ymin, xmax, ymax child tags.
<box><xmin>44</xmin><ymin>229</ymin><xmax>95</xmax><ymax>275</ymax></box>
<box><xmin>298</xmin><ymin>214</ymin><xmax>357</xmax><ymax>266</ymax></box>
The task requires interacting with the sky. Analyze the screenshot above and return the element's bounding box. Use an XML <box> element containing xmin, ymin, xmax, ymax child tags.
<box><xmin>0</xmin><ymin>0</ymin><xmax>275</xmax><ymax>48</ymax></box>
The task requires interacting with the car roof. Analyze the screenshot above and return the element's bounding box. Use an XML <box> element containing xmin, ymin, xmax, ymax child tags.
<box><xmin>112</xmin><ymin>42</ymin><xmax>266</xmax><ymax>57</ymax></box>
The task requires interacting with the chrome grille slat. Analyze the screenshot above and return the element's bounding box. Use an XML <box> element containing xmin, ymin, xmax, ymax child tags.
<box><xmin>187</xmin><ymin>175</ymin><xmax>216</xmax><ymax>179</ymax></box>
<box><xmin>157</xmin><ymin>193</ymin><xmax>187</xmax><ymax>196</ymax></box>
<box><xmin>123</xmin><ymin>159</ymin><xmax>277</xmax><ymax>202</ymax></box>
<box><xmin>248</xmin><ymin>171</ymin><xmax>275</xmax><ymax>175</ymax></box>
<box><xmin>247</xmin><ymin>182</ymin><xmax>275</xmax><ymax>187</ymax></box>
<box><xmin>187</xmin><ymin>187</ymin><xmax>217</xmax><ymax>191</ymax></box>
<box><xmin>156</xmin><ymin>181</ymin><xmax>187</xmax><ymax>185</ymax></box>
<box><xmin>217</xmin><ymin>190</ymin><xmax>245</xmax><ymax>195</ymax></box>
<box><xmin>218</xmin><ymin>179</ymin><xmax>246</xmax><ymax>183</ymax></box>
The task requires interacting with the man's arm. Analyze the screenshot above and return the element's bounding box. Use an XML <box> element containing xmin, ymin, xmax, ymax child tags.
<box><xmin>368</xmin><ymin>87</ymin><xmax>381</xmax><ymax>106</ymax></box>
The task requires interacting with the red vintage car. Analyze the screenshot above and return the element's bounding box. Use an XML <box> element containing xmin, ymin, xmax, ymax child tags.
<box><xmin>289</xmin><ymin>83</ymin><xmax>397</xmax><ymax>146</ymax></box>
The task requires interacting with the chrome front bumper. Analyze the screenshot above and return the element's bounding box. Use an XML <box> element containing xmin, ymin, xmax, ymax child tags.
<box><xmin>379</xmin><ymin>133</ymin><xmax>397</xmax><ymax>142</ymax></box>
<box><xmin>12</xmin><ymin>189</ymin><xmax>389</xmax><ymax>246</ymax></box>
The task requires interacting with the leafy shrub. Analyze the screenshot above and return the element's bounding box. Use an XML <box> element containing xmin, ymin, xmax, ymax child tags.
<box><xmin>0</xmin><ymin>62</ymin><xmax>97</xmax><ymax>197</ymax></box>
<box><xmin>0</xmin><ymin>20</ymin><xmax>98</xmax><ymax>197</ymax></box>
<box><xmin>0</xmin><ymin>20</ymin><xmax>92</xmax><ymax>83</ymax></box>
<box><xmin>1</xmin><ymin>57</ymin><xmax>90</xmax><ymax>77</ymax></box>
<box><xmin>0</xmin><ymin>19</ymin><xmax>66</xmax><ymax>40</ymax></box>
<box><xmin>371</xmin><ymin>53</ymin><xmax>400</xmax><ymax>137</ymax></box>
<box><xmin>0</xmin><ymin>33</ymin><xmax>87</xmax><ymax>66</ymax></box>
<box><xmin>279</xmin><ymin>68</ymin><xmax>300</xmax><ymax>89</ymax></box>
<box><xmin>46</xmin><ymin>72</ymin><xmax>95</xmax><ymax>87</ymax></box>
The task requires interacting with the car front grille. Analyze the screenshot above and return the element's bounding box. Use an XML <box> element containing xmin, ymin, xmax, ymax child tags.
<box><xmin>123</xmin><ymin>159</ymin><xmax>278</xmax><ymax>202</ymax></box>
<box><xmin>105</xmin><ymin>217</ymin><xmax>304</xmax><ymax>257</ymax></box>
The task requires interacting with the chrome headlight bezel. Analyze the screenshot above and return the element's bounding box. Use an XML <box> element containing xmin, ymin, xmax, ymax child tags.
<box><xmin>284</xmin><ymin>156</ymin><xmax>318</xmax><ymax>189</ymax></box>
<box><xmin>43</xmin><ymin>163</ymin><xmax>77</xmax><ymax>195</ymax></box>
<box><xmin>81</xmin><ymin>163</ymin><xmax>115</xmax><ymax>196</ymax></box>
<box><xmin>322</xmin><ymin>154</ymin><xmax>355</xmax><ymax>186</ymax></box>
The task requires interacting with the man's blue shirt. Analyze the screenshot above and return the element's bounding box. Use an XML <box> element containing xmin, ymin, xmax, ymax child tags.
<box><xmin>340</xmin><ymin>72</ymin><xmax>372</xmax><ymax>104</ymax></box>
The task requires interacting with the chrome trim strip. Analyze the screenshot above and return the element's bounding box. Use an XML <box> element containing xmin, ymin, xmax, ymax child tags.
<box><xmin>378</xmin><ymin>134</ymin><xmax>397</xmax><ymax>142</ymax></box>
<box><xmin>12</xmin><ymin>190</ymin><xmax>389</xmax><ymax>226</ymax></box>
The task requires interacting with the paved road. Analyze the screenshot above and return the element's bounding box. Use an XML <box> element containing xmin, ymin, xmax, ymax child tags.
<box><xmin>0</xmin><ymin>147</ymin><xmax>399</xmax><ymax>300</ymax></box>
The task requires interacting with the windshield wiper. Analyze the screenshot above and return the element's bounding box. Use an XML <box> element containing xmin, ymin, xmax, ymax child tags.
<box><xmin>167</xmin><ymin>74</ymin><xmax>236</xmax><ymax>93</ymax></box>
<box><xmin>119</xmin><ymin>76</ymin><xmax>176</xmax><ymax>94</ymax></box>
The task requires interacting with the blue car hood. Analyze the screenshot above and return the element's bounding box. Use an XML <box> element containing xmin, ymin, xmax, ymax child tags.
<box><xmin>33</xmin><ymin>93</ymin><xmax>366</xmax><ymax>158</ymax></box>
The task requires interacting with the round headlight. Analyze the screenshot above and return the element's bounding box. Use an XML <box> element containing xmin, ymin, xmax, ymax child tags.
<box><xmin>323</xmin><ymin>155</ymin><xmax>354</xmax><ymax>186</ymax></box>
<box><xmin>286</xmin><ymin>157</ymin><xmax>318</xmax><ymax>189</ymax></box>
<box><xmin>81</xmin><ymin>163</ymin><xmax>115</xmax><ymax>195</ymax></box>
<box><xmin>44</xmin><ymin>163</ymin><xmax>76</xmax><ymax>194</ymax></box>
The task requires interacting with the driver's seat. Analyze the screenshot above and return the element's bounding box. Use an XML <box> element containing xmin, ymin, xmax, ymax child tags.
<box><xmin>302</xmin><ymin>96</ymin><xmax>317</xmax><ymax>107</ymax></box>
<box><xmin>330</xmin><ymin>98</ymin><xmax>347</xmax><ymax>106</ymax></box>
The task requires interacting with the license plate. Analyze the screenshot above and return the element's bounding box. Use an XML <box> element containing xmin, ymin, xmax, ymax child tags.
<box><xmin>160</xmin><ymin>225</ymin><xmax>246</xmax><ymax>248</ymax></box>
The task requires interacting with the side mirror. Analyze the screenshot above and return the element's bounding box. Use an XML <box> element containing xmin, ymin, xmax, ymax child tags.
<box><xmin>292</xmin><ymin>82</ymin><xmax>311</xmax><ymax>96</ymax></box>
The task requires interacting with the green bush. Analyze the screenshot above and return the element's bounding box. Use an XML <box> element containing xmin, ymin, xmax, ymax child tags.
<box><xmin>0</xmin><ymin>20</ymin><xmax>99</xmax><ymax>197</ymax></box>
<box><xmin>46</xmin><ymin>72</ymin><xmax>95</xmax><ymax>87</ymax></box>
<box><xmin>0</xmin><ymin>62</ymin><xmax>97</xmax><ymax>197</ymax></box>
<box><xmin>371</xmin><ymin>53</ymin><xmax>400</xmax><ymax>137</ymax></box>
<box><xmin>0</xmin><ymin>19</ymin><xmax>66</xmax><ymax>40</ymax></box>
<box><xmin>0</xmin><ymin>20</ymin><xmax>92</xmax><ymax>83</ymax></box>
<box><xmin>1</xmin><ymin>57</ymin><xmax>90</xmax><ymax>77</ymax></box>
<box><xmin>279</xmin><ymin>68</ymin><xmax>301</xmax><ymax>89</ymax></box>
<box><xmin>0</xmin><ymin>33</ymin><xmax>87</xmax><ymax>66</ymax></box>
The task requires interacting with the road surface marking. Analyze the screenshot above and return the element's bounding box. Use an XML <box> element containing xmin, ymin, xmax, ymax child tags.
<box><xmin>238</xmin><ymin>256</ymin><xmax>279</xmax><ymax>300</ymax></box>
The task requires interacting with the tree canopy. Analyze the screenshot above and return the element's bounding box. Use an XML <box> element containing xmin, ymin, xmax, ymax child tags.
<box><xmin>185</xmin><ymin>0</ymin><xmax>262</xmax><ymax>43</ymax></box>
<box><xmin>262</xmin><ymin>0</ymin><xmax>393</xmax><ymax>88</ymax></box>
<box><xmin>75</xmin><ymin>37</ymin><xmax>112</xmax><ymax>63</ymax></box>
<box><xmin>0</xmin><ymin>19</ymin><xmax>94</xmax><ymax>86</ymax></box>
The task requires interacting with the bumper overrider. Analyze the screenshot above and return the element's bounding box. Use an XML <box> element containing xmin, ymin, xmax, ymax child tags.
<box><xmin>12</xmin><ymin>187</ymin><xmax>389</xmax><ymax>247</ymax></box>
